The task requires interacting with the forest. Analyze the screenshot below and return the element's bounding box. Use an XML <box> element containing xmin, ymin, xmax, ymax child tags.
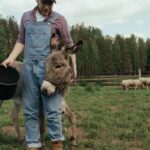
<box><xmin>0</xmin><ymin>15</ymin><xmax>150</xmax><ymax>76</ymax></box>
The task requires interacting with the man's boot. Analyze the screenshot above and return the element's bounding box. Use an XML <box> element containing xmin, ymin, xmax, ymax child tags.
<box><xmin>52</xmin><ymin>141</ymin><xmax>63</xmax><ymax>150</ymax></box>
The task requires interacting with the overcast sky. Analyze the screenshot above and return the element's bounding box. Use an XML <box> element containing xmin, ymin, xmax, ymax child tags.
<box><xmin>0</xmin><ymin>0</ymin><xmax>150</xmax><ymax>39</ymax></box>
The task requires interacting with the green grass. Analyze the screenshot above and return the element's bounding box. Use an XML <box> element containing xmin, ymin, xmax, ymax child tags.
<box><xmin>0</xmin><ymin>85</ymin><xmax>150</xmax><ymax>150</ymax></box>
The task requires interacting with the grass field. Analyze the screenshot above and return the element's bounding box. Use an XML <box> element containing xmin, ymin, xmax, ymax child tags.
<box><xmin>0</xmin><ymin>85</ymin><xmax>150</xmax><ymax>150</ymax></box>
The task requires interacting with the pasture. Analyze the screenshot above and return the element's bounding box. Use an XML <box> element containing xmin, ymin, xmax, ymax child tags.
<box><xmin>0</xmin><ymin>85</ymin><xmax>150</xmax><ymax>150</ymax></box>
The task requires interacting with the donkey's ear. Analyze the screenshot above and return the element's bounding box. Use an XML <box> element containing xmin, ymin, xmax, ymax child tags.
<box><xmin>65</xmin><ymin>40</ymin><xmax>83</xmax><ymax>54</ymax></box>
<box><xmin>51</xmin><ymin>33</ymin><xmax>56</xmax><ymax>38</ymax></box>
<box><xmin>50</xmin><ymin>33</ymin><xmax>59</xmax><ymax>50</ymax></box>
<box><xmin>51</xmin><ymin>33</ymin><xmax>56</xmax><ymax>45</ymax></box>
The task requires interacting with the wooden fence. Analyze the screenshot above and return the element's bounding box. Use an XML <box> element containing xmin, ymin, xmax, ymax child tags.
<box><xmin>76</xmin><ymin>75</ymin><xmax>150</xmax><ymax>86</ymax></box>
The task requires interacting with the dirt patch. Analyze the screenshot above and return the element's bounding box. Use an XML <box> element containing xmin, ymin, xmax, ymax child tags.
<box><xmin>2</xmin><ymin>125</ymin><xmax>25</xmax><ymax>137</ymax></box>
<box><xmin>106</xmin><ymin>105</ymin><xmax>120</xmax><ymax>112</ymax></box>
<box><xmin>64</xmin><ymin>127</ymin><xmax>86</xmax><ymax>139</ymax></box>
<box><xmin>128</xmin><ymin>148</ymin><xmax>143</xmax><ymax>150</ymax></box>
<box><xmin>78</xmin><ymin>110</ymin><xmax>87</xmax><ymax>119</ymax></box>
<box><xmin>124</xmin><ymin>140</ymin><xmax>143</xmax><ymax>150</ymax></box>
<box><xmin>3</xmin><ymin>125</ymin><xmax>85</xmax><ymax>139</ymax></box>
<box><xmin>111</xmin><ymin>139</ymin><xmax>121</xmax><ymax>144</ymax></box>
<box><xmin>147</xmin><ymin>118</ymin><xmax>150</xmax><ymax>125</ymax></box>
<box><xmin>77</xmin><ymin>127</ymin><xmax>86</xmax><ymax>138</ymax></box>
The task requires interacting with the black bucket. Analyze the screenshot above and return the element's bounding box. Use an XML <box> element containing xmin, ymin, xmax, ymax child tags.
<box><xmin>0</xmin><ymin>65</ymin><xmax>20</xmax><ymax>100</ymax></box>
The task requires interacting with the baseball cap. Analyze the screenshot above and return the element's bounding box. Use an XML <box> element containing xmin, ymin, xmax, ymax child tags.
<box><xmin>50</xmin><ymin>0</ymin><xmax>56</xmax><ymax>3</ymax></box>
<box><xmin>42</xmin><ymin>0</ymin><xmax>56</xmax><ymax>4</ymax></box>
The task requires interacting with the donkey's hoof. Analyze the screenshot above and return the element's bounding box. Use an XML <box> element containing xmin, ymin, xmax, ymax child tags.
<box><xmin>69</xmin><ymin>144</ymin><xmax>78</xmax><ymax>150</ymax></box>
<box><xmin>18</xmin><ymin>138</ymin><xmax>24</xmax><ymax>144</ymax></box>
<box><xmin>70</xmin><ymin>137</ymin><xmax>78</xmax><ymax>147</ymax></box>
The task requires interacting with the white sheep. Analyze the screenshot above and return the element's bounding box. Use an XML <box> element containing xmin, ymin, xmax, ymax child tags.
<box><xmin>121</xmin><ymin>79</ymin><xmax>133</xmax><ymax>90</ymax></box>
<box><xmin>130</xmin><ymin>79</ymin><xmax>144</xmax><ymax>90</ymax></box>
<box><xmin>139</xmin><ymin>77</ymin><xmax>150</xmax><ymax>89</ymax></box>
<box><xmin>121</xmin><ymin>79</ymin><xmax>144</xmax><ymax>90</ymax></box>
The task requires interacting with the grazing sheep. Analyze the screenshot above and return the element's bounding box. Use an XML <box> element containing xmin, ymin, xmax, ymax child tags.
<box><xmin>121</xmin><ymin>79</ymin><xmax>144</xmax><ymax>90</ymax></box>
<box><xmin>139</xmin><ymin>77</ymin><xmax>150</xmax><ymax>89</ymax></box>
<box><xmin>121</xmin><ymin>79</ymin><xmax>133</xmax><ymax>90</ymax></box>
<box><xmin>130</xmin><ymin>79</ymin><xmax>144</xmax><ymax>90</ymax></box>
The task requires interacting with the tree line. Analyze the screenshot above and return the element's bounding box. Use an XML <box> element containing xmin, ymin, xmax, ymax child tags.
<box><xmin>71</xmin><ymin>24</ymin><xmax>150</xmax><ymax>76</ymax></box>
<box><xmin>0</xmin><ymin>16</ymin><xmax>150</xmax><ymax>76</ymax></box>
<box><xmin>0</xmin><ymin>15</ymin><xmax>19</xmax><ymax>61</ymax></box>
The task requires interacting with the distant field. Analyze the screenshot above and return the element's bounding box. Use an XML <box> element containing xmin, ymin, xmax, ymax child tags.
<box><xmin>77</xmin><ymin>75</ymin><xmax>142</xmax><ymax>86</ymax></box>
<box><xmin>0</xmin><ymin>85</ymin><xmax>150</xmax><ymax>150</ymax></box>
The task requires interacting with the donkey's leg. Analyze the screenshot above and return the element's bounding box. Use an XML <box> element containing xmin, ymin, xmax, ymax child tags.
<box><xmin>66</xmin><ymin>109</ymin><xmax>77</xmax><ymax>147</ymax></box>
<box><xmin>0</xmin><ymin>100</ymin><xmax>3</xmax><ymax>108</ymax></box>
<box><xmin>61</xmin><ymin>98</ymin><xmax>77</xmax><ymax>147</ymax></box>
<box><xmin>11</xmin><ymin>98</ymin><xmax>23</xmax><ymax>143</ymax></box>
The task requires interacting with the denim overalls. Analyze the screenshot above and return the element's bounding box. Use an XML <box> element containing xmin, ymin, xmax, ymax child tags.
<box><xmin>22</xmin><ymin>11</ymin><xmax>64</xmax><ymax>148</ymax></box>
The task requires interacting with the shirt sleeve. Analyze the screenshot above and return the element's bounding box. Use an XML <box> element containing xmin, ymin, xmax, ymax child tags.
<box><xmin>57</xmin><ymin>15</ymin><xmax>74</xmax><ymax>48</ymax></box>
<box><xmin>16</xmin><ymin>14</ymin><xmax>25</xmax><ymax>44</ymax></box>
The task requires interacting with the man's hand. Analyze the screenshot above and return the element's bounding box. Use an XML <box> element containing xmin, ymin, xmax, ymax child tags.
<box><xmin>69</xmin><ymin>54</ymin><xmax>77</xmax><ymax>84</ymax></box>
<box><xmin>2</xmin><ymin>58</ymin><xmax>14</xmax><ymax>68</ymax></box>
<box><xmin>2</xmin><ymin>42</ymin><xmax>24</xmax><ymax>67</ymax></box>
<box><xmin>70</xmin><ymin>68</ymin><xmax>77</xmax><ymax>84</ymax></box>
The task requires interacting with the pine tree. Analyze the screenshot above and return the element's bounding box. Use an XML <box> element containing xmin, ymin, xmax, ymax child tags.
<box><xmin>112</xmin><ymin>40</ymin><xmax>121</xmax><ymax>74</ymax></box>
<box><xmin>0</xmin><ymin>15</ymin><xmax>19</xmax><ymax>62</ymax></box>
<box><xmin>138</xmin><ymin>38</ymin><xmax>146</xmax><ymax>72</ymax></box>
<box><xmin>145</xmin><ymin>39</ymin><xmax>150</xmax><ymax>71</ymax></box>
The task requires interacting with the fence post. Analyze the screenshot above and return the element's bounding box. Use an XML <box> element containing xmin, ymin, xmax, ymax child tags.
<box><xmin>138</xmin><ymin>68</ymin><xmax>141</xmax><ymax>78</ymax></box>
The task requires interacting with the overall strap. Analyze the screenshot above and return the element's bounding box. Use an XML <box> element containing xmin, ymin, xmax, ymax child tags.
<box><xmin>47</xmin><ymin>11</ymin><xmax>60</xmax><ymax>24</ymax></box>
<box><xmin>23</xmin><ymin>10</ymin><xmax>32</xmax><ymax>23</ymax></box>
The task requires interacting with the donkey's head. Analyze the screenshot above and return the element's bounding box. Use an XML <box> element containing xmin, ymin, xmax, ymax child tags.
<box><xmin>41</xmin><ymin>34</ymin><xmax>82</xmax><ymax>96</ymax></box>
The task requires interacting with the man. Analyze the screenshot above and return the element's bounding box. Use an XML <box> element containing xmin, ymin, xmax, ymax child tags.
<box><xmin>2</xmin><ymin>0</ymin><xmax>76</xmax><ymax>150</ymax></box>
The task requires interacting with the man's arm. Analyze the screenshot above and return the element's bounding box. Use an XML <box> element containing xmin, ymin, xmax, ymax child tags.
<box><xmin>57</xmin><ymin>16</ymin><xmax>77</xmax><ymax>80</ymax></box>
<box><xmin>2</xmin><ymin>42</ymin><xmax>24</xmax><ymax>67</ymax></box>
<box><xmin>70</xmin><ymin>54</ymin><xmax>77</xmax><ymax>79</ymax></box>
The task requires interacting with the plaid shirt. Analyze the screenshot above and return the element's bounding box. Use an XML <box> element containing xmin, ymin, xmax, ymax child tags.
<box><xmin>17</xmin><ymin>7</ymin><xmax>74</xmax><ymax>48</ymax></box>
